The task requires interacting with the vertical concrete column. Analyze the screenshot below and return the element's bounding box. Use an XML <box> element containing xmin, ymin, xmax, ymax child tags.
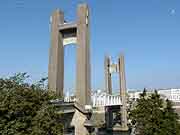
<box><xmin>76</xmin><ymin>4</ymin><xmax>91</xmax><ymax>106</ymax></box>
<box><xmin>104</xmin><ymin>56</ymin><xmax>112</xmax><ymax>94</ymax></box>
<box><xmin>48</xmin><ymin>10</ymin><xmax>64</xmax><ymax>97</ymax></box>
<box><xmin>103</xmin><ymin>95</ymin><xmax>106</xmax><ymax>106</ymax></box>
<box><xmin>71</xmin><ymin>110</ymin><xmax>90</xmax><ymax>135</ymax></box>
<box><xmin>118</xmin><ymin>54</ymin><xmax>128</xmax><ymax>130</ymax></box>
<box><xmin>104</xmin><ymin>56</ymin><xmax>113</xmax><ymax>129</ymax></box>
<box><xmin>105</xmin><ymin>106</ymin><xmax>113</xmax><ymax>129</ymax></box>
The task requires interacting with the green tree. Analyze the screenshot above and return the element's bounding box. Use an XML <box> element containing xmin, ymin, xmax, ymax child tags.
<box><xmin>130</xmin><ymin>89</ymin><xmax>180</xmax><ymax>135</ymax></box>
<box><xmin>0</xmin><ymin>73</ymin><xmax>63</xmax><ymax>135</ymax></box>
<box><xmin>159</xmin><ymin>99</ymin><xmax>180</xmax><ymax>135</ymax></box>
<box><xmin>130</xmin><ymin>89</ymin><xmax>156</xmax><ymax>135</ymax></box>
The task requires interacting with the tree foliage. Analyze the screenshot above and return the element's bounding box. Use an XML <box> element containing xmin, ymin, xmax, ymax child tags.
<box><xmin>130</xmin><ymin>89</ymin><xmax>180</xmax><ymax>135</ymax></box>
<box><xmin>0</xmin><ymin>73</ymin><xmax>63</xmax><ymax>135</ymax></box>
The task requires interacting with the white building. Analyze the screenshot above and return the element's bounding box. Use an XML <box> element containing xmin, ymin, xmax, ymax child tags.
<box><xmin>158</xmin><ymin>89</ymin><xmax>180</xmax><ymax>103</ymax></box>
<box><xmin>128</xmin><ymin>88</ymin><xmax>180</xmax><ymax>103</ymax></box>
<box><xmin>128</xmin><ymin>91</ymin><xmax>142</xmax><ymax>100</ymax></box>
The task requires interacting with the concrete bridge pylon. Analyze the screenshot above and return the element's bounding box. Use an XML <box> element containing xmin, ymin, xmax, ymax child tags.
<box><xmin>48</xmin><ymin>3</ymin><xmax>91</xmax><ymax>108</ymax></box>
<box><xmin>48</xmin><ymin>4</ymin><xmax>91</xmax><ymax>135</ymax></box>
<box><xmin>104</xmin><ymin>54</ymin><xmax>128</xmax><ymax>131</ymax></box>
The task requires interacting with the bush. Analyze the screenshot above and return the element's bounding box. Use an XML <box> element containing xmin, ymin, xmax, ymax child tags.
<box><xmin>0</xmin><ymin>73</ymin><xmax>63</xmax><ymax>135</ymax></box>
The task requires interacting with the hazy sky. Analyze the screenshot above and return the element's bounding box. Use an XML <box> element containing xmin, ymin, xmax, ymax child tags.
<box><xmin>0</xmin><ymin>0</ymin><xmax>180</xmax><ymax>92</ymax></box>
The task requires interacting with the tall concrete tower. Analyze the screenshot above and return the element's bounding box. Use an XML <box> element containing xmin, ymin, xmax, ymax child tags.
<box><xmin>48</xmin><ymin>4</ymin><xmax>91</xmax><ymax>107</ymax></box>
<box><xmin>48</xmin><ymin>9</ymin><xmax>64</xmax><ymax>97</ymax></box>
<box><xmin>118</xmin><ymin>54</ymin><xmax>128</xmax><ymax>130</ymax></box>
<box><xmin>104</xmin><ymin>55</ymin><xmax>112</xmax><ymax>94</ymax></box>
<box><xmin>104</xmin><ymin>54</ymin><xmax>128</xmax><ymax>131</ymax></box>
<box><xmin>76</xmin><ymin>4</ymin><xmax>91</xmax><ymax>106</ymax></box>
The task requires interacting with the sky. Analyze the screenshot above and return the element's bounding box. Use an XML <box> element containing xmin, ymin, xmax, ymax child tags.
<box><xmin>0</xmin><ymin>0</ymin><xmax>180</xmax><ymax>92</ymax></box>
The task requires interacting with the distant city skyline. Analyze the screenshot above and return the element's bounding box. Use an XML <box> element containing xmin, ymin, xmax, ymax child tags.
<box><xmin>0</xmin><ymin>0</ymin><xmax>180</xmax><ymax>91</ymax></box>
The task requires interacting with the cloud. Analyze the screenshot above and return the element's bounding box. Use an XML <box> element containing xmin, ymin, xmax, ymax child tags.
<box><xmin>170</xmin><ymin>9</ymin><xmax>176</xmax><ymax>15</ymax></box>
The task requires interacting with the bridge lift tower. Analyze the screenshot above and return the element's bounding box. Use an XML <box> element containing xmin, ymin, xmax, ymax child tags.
<box><xmin>48</xmin><ymin>3</ymin><xmax>91</xmax><ymax>135</ymax></box>
<box><xmin>104</xmin><ymin>54</ymin><xmax>128</xmax><ymax>131</ymax></box>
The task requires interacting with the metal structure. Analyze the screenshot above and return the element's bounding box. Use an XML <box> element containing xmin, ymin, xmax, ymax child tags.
<box><xmin>64</xmin><ymin>92</ymin><xmax>122</xmax><ymax>107</ymax></box>
<box><xmin>92</xmin><ymin>92</ymin><xmax>122</xmax><ymax>107</ymax></box>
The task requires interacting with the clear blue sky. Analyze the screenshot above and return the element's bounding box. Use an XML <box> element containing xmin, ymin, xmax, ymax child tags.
<box><xmin>0</xmin><ymin>0</ymin><xmax>180</xmax><ymax>91</ymax></box>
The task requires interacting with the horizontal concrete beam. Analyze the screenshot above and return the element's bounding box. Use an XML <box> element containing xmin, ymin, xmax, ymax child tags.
<box><xmin>59</xmin><ymin>22</ymin><xmax>77</xmax><ymax>31</ymax></box>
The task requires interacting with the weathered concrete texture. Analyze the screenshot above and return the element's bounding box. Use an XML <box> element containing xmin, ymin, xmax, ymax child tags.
<box><xmin>105</xmin><ymin>107</ymin><xmax>113</xmax><ymax>129</ymax></box>
<box><xmin>76</xmin><ymin>4</ymin><xmax>91</xmax><ymax>107</ymax></box>
<box><xmin>48</xmin><ymin>4</ymin><xmax>92</xmax><ymax>135</ymax></box>
<box><xmin>104</xmin><ymin>56</ymin><xmax>112</xmax><ymax>94</ymax></box>
<box><xmin>90</xmin><ymin>111</ymin><xmax>106</xmax><ymax>127</ymax></box>
<box><xmin>71</xmin><ymin>109</ymin><xmax>89</xmax><ymax>135</ymax></box>
<box><xmin>118</xmin><ymin>54</ymin><xmax>128</xmax><ymax>130</ymax></box>
<box><xmin>48</xmin><ymin>3</ymin><xmax>91</xmax><ymax>107</ymax></box>
<box><xmin>48</xmin><ymin>10</ymin><xmax>64</xmax><ymax>97</ymax></box>
<box><xmin>104</xmin><ymin>54</ymin><xmax>128</xmax><ymax>131</ymax></box>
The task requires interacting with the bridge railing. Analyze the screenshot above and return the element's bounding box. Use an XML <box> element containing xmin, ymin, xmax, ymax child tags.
<box><xmin>64</xmin><ymin>95</ymin><xmax>76</xmax><ymax>102</ymax></box>
<box><xmin>92</xmin><ymin>93</ymin><xmax>122</xmax><ymax>107</ymax></box>
<box><xmin>64</xmin><ymin>93</ymin><xmax>122</xmax><ymax>107</ymax></box>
